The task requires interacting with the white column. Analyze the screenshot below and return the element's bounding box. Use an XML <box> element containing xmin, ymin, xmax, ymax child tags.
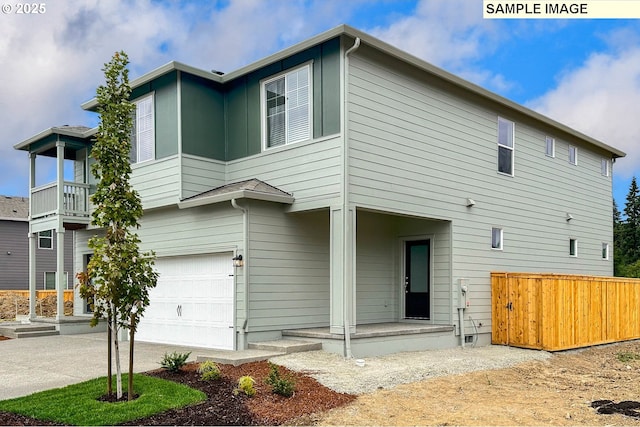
<box><xmin>28</xmin><ymin>232</ymin><xmax>36</xmax><ymax>320</ymax></box>
<box><xmin>56</xmin><ymin>141</ymin><xmax>66</xmax><ymax>320</ymax></box>
<box><xmin>329</xmin><ymin>207</ymin><xmax>356</xmax><ymax>334</ymax></box>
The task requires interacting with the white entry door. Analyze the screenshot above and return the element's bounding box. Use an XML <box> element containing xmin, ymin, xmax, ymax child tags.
<box><xmin>136</xmin><ymin>253</ymin><xmax>235</xmax><ymax>350</ymax></box>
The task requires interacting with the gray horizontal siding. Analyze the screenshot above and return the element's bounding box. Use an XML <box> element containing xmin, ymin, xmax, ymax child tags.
<box><xmin>181</xmin><ymin>154</ymin><xmax>226</xmax><ymax>199</ymax></box>
<box><xmin>247</xmin><ymin>201</ymin><xmax>329</xmax><ymax>332</ymax></box>
<box><xmin>347</xmin><ymin>47</ymin><xmax>613</xmax><ymax>331</ymax></box>
<box><xmin>131</xmin><ymin>156</ymin><xmax>181</xmax><ymax>209</ymax></box>
<box><xmin>226</xmin><ymin>136</ymin><xmax>342</xmax><ymax>212</ymax></box>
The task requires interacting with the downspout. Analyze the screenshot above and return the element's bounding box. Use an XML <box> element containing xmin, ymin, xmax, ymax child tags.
<box><xmin>343</xmin><ymin>36</ymin><xmax>361</xmax><ymax>359</ymax></box>
<box><xmin>231</xmin><ymin>199</ymin><xmax>248</xmax><ymax>350</ymax></box>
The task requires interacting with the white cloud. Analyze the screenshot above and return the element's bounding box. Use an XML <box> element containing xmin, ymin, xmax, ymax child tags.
<box><xmin>528</xmin><ymin>47</ymin><xmax>640</xmax><ymax>178</ymax></box>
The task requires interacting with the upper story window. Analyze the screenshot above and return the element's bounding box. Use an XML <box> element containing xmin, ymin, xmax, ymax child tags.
<box><xmin>497</xmin><ymin>117</ymin><xmax>514</xmax><ymax>176</ymax></box>
<box><xmin>601</xmin><ymin>158</ymin><xmax>610</xmax><ymax>177</ymax></box>
<box><xmin>545</xmin><ymin>136</ymin><xmax>555</xmax><ymax>157</ymax></box>
<box><xmin>569</xmin><ymin>238</ymin><xmax>578</xmax><ymax>257</ymax></box>
<box><xmin>38</xmin><ymin>230</ymin><xmax>52</xmax><ymax>249</ymax></box>
<box><xmin>568</xmin><ymin>145</ymin><xmax>577</xmax><ymax>166</ymax></box>
<box><xmin>491</xmin><ymin>227</ymin><xmax>503</xmax><ymax>250</ymax></box>
<box><xmin>131</xmin><ymin>94</ymin><xmax>155</xmax><ymax>163</ymax></box>
<box><xmin>263</xmin><ymin>64</ymin><xmax>311</xmax><ymax>149</ymax></box>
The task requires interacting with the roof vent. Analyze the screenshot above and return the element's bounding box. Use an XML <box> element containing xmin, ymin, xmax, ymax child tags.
<box><xmin>211</xmin><ymin>70</ymin><xmax>224</xmax><ymax>75</ymax></box>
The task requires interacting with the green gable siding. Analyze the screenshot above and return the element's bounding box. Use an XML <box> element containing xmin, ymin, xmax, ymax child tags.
<box><xmin>225</xmin><ymin>38</ymin><xmax>341</xmax><ymax>160</ymax></box>
<box><xmin>181</xmin><ymin>73</ymin><xmax>225</xmax><ymax>159</ymax></box>
<box><xmin>132</xmin><ymin>71</ymin><xmax>178</xmax><ymax>160</ymax></box>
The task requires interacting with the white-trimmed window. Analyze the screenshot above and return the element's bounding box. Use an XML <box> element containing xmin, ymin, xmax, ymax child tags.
<box><xmin>601</xmin><ymin>158</ymin><xmax>610</xmax><ymax>177</ymax></box>
<box><xmin>497</xmin><ymin>117</ymin><xmax>514</xmax><ymax>175</ymax></box>
<box><xmin>263</xmin><ymin>64</ymin><xmax>312</xmax><ymax>149</ymax></box>
<box><xmin>569</xmin><ymin>238</ymin><xmax>578</xmax><ymax>257</ymax></box>
<box><xmin>44</xmin><ymin>272</ymin><xmax>69</xmax><ymax>290</ymax></box>
<box><xmin>38</xmin><ymin>230</ymin><xmax>52</xmax><ymax>249</ymax></box>
<box><xmin>545</xmin><ymin>136</ymin><xmax>555</xmax><ymax>157</ymax></box>
<box><xmin>491</xmin><ymin>227</ymin><xmax>503</xmax><ymax>250</ymax></box>
<box><xmin>569</xmin><ymin>145</ymin><xmax>577</xmax><ymax>165</ymax></box>
<box><xmin>131</xmin><ymin>93</ymin><xmax>155</xmax><ymax>163</ymax></box>
<box><xmin>602</xmin><ymin>242</ymin><xmax>609</xmax><ymax>260</ymax></box>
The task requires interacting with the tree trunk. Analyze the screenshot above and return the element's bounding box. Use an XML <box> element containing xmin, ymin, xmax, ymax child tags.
<box><xmin>113</xmin><ymin>312</ymin><xmax>123</xmax><ymax>399</ymax></box>
<box><xmin>128</xmin><ymin>313</ymin><xmax>135</xmax><ymax>401</ymax></box>
<box><xmin>107</xmin><ymin>316</ymin><xmax>112</xmax><ymax>396</ymax></box>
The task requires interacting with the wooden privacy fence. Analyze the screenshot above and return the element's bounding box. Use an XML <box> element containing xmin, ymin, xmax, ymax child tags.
<box><xmin>492</xmin><ymin>272</ymin><xmax>640</xmax><ymax>351</ymax></box>
<box><xmin>0</xmin><ymin>290</ymin><xmax>74</xmax><ymax>302</ymax></box>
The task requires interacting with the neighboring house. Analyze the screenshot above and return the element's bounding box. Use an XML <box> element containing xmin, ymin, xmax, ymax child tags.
<box><xmin>14</xmin><ymin>25</ymin><xmax>625</xmax><ymax>356</ymax></box>
<box><xmin>0</xmin><ymin>196</ymin><xmax>73</xmax><ymax>291</ymax></box>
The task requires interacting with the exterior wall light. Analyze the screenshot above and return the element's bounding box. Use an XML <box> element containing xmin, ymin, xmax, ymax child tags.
<box><xmin>232</xmin><ymin>254</ymin><xmax>244</xmax><ymax>267</ymax></box>
<box><xmin>566</xmin><ymin>213</ymin><xmax>574</xmax><ymax>222</ymax></box>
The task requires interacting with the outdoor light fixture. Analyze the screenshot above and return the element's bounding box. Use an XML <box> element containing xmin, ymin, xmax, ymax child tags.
<box><xmin>232</xmin><ymin>254</ymin><xmax>244</xmax><ymax>267</ymax></box>
<box><xmin>466</xmin><ymin>198</ymin><xmax>476</xmax><ymax>207</ymax></box>
<box><xmin>566</xmin><ymin>213</ymin><xmax>574</xmax><ymax>222</ymax></box>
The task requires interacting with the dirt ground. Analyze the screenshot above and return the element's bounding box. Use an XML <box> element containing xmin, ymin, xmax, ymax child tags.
<box><xmin>0</xmin><ymin>292</ymin><xmax>73</xmax><ymax>320</ymax></box>
<box><xmin>313</xmin><ymin>340</ymin><xmax>640</xmax><ymax>426</ymax></box>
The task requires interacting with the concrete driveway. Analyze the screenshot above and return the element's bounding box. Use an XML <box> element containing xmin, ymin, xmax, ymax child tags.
<box><xmin>0</xmin><ymin>333</ymin><xmax>269</xmax><ymax>401</ymax></box>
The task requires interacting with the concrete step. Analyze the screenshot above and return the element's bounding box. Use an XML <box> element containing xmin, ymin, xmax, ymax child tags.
<box><xmin>248</xmin><ymin>339</ymin><xmax>322</xmax><ymax>354</ymax></box>
<box><xmin>0</xmin><ymin>324</ymin><xmax>58</xmax><ymax>339</ymax></box>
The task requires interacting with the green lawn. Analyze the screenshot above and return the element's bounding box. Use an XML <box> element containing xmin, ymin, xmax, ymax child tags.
<box><xmin>0</xmin><ymin>374</ymin><xmax>206</xmax><ymax>425</ymax></box>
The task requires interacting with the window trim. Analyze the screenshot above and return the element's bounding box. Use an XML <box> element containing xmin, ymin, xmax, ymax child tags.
<box><xmin>545</xmin><ymin>136</ymin><xmax>555</xmax><ymax>158</ymax></box>
<box><xmin>44</xmin><ymin>271</ymin><xmax>69</xmax><ymax>290</ymax></box>
<box><xmin>38</xmin><ymin>230</ymin><xmax>53</xmax><ymax>250</ymax></box>
<box><xmin>261</xmin><ymin>62</ymin><xmax>313</xmax><ymax>151</ymax></box>
<box><xmin>132</xmin><ymin>93</ymin><xmax>155</xmax><ymax>164</ymax></box>
<box><xmin>569</xmin><ymin>238</ymin><xmax>578</xmax><ymax>257</ymax></box>
<box><xmin>601</xmin><ymin>158</ymin><xmax>610</xmax><ymax>177</ymax></box>
<box><xmin>497</xmin><ymin>117</ymin><xmax>515</xmax><ymax>176</ymax></box>
<box><xmin>568</xmin><ymin>145</ymin><xmax>578</xmax><ymax>166</ymax></box>
<box><xmin>491</xmin><ymin>227</ymin><xmax>503</xmax><ymax>250</ymax></box>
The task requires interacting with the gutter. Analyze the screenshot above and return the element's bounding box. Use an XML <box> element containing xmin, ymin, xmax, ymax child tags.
<box><xmin>231</xmin><ymin>199</ymin><xmax>249</xmax><ymax>350</ymax></box>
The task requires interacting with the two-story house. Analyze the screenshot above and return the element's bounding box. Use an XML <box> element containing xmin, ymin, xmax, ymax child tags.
<box><xmin>14</xmin><ymin>25</ymin><xmax>625</xmax><ymax>356</ymax></box>
<box><xmin>0</xmin><ymin>195</ymin><xmax>73</xmax><ymax>292</ymax></box>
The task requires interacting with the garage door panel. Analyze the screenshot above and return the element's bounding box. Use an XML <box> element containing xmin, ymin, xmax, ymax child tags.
<box><xmin>136</xmin><ymin>253</ymin><xmax>235</xmax><ymax>350</ymax></box>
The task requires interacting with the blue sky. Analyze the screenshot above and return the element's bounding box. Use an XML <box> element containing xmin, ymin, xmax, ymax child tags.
<box><xmin>1</xmin><ymin>0</ymin><xmax>639</xmax><ymax>208</ymax></box>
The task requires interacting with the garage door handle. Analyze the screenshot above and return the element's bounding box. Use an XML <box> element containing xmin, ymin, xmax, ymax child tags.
<box><xmin>176</xmin><ymin>305</ymin><xmax>182</xmax><ymax>317</ymax></box>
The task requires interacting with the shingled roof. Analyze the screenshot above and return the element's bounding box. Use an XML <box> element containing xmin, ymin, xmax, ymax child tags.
<box><xmin>0</xmin><ymin>196</ymin><xmax>28</xmax><ymax>221</ymax></box>
<box><xmin>179</xmin><ymin>179</ymin><xmax>294</xmax><ymax>209</ymax></box>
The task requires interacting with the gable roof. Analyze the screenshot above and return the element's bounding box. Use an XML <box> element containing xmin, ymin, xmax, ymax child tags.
<box><xmin>78</xmin><ymin>24</ymin><xmax>624</xmax><ymax>159</ymax></box>
<box><xmin>0</xmin><ymin>196</ymin><xmax>28</xmax><ymax>222</ymax></box>
<box><xmin>14</xmin><ymin>125</ymin><xmax>96</xmax><ymax>153</ymax></box>
<box><xmin>178</xmin><ymin>179</ymin><xmax>294</xmax><ymax>209</ymax></box>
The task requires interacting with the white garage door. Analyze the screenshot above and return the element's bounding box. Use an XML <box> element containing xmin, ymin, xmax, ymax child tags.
<box><xmin>136</xmin><ymin>253</ymin><xmax>235</xmax><ymax>350</ymax></box>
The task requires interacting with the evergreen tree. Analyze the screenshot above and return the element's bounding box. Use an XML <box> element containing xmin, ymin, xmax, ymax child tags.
<box><xmin>613</xmin><ymin>199</ymin><xmax>625</xmax><ymax>276</ymax></box>
<box><xmin>622</xmin><ymin>177</ymin><xmax>640</xmax><ymax>267</ymax></box>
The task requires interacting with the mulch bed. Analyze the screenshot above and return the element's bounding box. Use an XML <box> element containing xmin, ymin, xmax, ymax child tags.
<box><xmin>0</xmin><ymin>360</ymin><xmax>355</xmax><ymax>426</ymax></box>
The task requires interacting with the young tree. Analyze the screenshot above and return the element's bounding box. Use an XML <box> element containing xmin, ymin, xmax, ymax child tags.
<box><xmin>78</xmin><ymin>51</ymin><xmax>158</xmax><ymax>400</ymax></box>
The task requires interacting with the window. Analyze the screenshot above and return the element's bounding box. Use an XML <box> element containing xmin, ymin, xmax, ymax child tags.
<box><xmin>602</xmin><ymin>243</ymin><xmax>609</xmax><ymax>260</ymax></box>
<box><xmin>545</xmin><ymin>136</ymin><xmax>555</xmax><ymax>157</ymax></box>
<box><xmin>601</xmin><ymin>158</ymin><xmax>610</xmax><ymax>177</ymax></box>
<box><xmin>44</xmin><ymin>272</ymin><xmax>69</xmax><ymax>290</ymax></box>
<box><xmin>38</xmin><ymin>230</ymin><xmax>52</xmax><ymax>249</ymax></box>
<box><xmin>263</xmin><ymin>64</ymin><xmax>311</xmax><ymax>148</ymax></box>
<box><xmin>497</xmin><ymin>117</ymin><xmax>514</xmax><ymax>175</ymax></box>
<box><xmin>569</xmin><ymin>145</ymin><xmax>577</xmax><ymax>165</ymax></box>
<box><xmin>131</xmin><ymin>94</ymin><xmax>155</xmax><ymax>163</ymax></box>
<box><xmin>569</xmin><ymin>238</ymin><xmax>578</xmax><ymax>257</ymax></box>
<box><xmin>491</xmin><ymin>227</ymin><xmax>503</xmax><ymax>250</ymax></box>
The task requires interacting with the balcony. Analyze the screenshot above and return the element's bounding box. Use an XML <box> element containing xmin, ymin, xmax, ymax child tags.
<box><xmin>31</xmin><ymin>181</ymin><xmax>91</xmax><ymax>227</ymax></box>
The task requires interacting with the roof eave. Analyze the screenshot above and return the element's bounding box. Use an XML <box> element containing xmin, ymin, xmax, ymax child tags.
<box><xmin>178</xmin><ymin>190</ymin><xmax>294</xmax><ymax>209</ymax></box>
<box><xmin>14</xmin><ymin>126</ymin><xmax>97</xmax><ymax>151</ymax></box>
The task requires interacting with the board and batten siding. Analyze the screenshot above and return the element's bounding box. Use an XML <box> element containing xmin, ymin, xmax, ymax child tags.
<box><xmin>226</xmin><ymin>136</ymin><xmax>342</xmax><ymax>212</ymax></box>
<box><xmin>181</xmin><ymin>154</ymin><xmax>226</xmax><ymax>200</ymax></box>
<box><xmin>347</xmin><ymin>46</ymin><xmax>614</xmax><ymax>333</ymax></box>
<box><xmin>245</xmin><ymin>201</ymin><xmax>330</xmax><ymax>335</ymax></box>
<box><xmin>131</xmin><ymin>156</ymin><xmax>181</xmax><ymax>209</ymax></box>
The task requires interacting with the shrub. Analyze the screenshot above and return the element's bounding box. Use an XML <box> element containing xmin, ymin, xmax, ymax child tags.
<box><xmin>617</xmin><ymin>351</ymin><xmax>640</xmax><ymax>363</ymax></box>
<box><xmin>234</xmin><ymin>375</ymin><xmax>256</xmax><ymax>397</ymax></box>
<box><xmin>197</xmin><ymin>360</ymin><xmax>221</xmax><ymax>381</ymax></box>
<box><xmin>160</xmin><ymin>351</ymin><xmax>191</xmax><ymax>373</ymax></box>
<box><xmin>265</xmin><ymin>362</ymin><xmax>295</xmax><ymax>397</ymax></box>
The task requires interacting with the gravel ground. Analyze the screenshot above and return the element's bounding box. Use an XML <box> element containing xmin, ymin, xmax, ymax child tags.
<box><xmin>271</xmin><ymin>345</ymin><xmax>552</xmax><ymax>395</ymax></box>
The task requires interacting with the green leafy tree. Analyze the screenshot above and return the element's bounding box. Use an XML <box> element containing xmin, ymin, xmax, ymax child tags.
<box><xmin>78</xmin><ymin>51</ymin><xmax>158</xmax><ymax>400</ymax></box>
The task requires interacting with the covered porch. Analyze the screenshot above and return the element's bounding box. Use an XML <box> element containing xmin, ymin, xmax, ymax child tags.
<box><xmin>14</xmin><ymin>125</ymin><xmax>96</xmax><ymax>321</ymax></box>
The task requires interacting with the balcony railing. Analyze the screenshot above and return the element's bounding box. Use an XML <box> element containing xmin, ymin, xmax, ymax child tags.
<box><xmin>31</xmin><ymin>182</ymin><xmax>90</xmax><ymax>219</ymax></box>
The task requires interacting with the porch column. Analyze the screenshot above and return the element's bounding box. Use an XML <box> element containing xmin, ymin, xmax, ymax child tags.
<box><xmin>329</xmin><ymin>207</ymin><xmax>356</xmax><ymax>334</ymax></box>
<box><xmin>28</xmin><ymin>232</ymin><xmax>37</xmax><ymax>320</ymax></box>
<box><xmin>28</xmin><ymin>152</ymin><xmax>36</xmax><ymax>320</ymax></box>
<box><xmin>56</xmin><ymin>141</ymin><xmax>65</xmax><ymax>320</ymax></box>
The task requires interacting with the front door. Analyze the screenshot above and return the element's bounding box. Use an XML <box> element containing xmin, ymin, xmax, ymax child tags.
<box><xmin>404</xmin><ymin>240</ymin><xmax>430</xmax><ymax>319</ymax></box>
